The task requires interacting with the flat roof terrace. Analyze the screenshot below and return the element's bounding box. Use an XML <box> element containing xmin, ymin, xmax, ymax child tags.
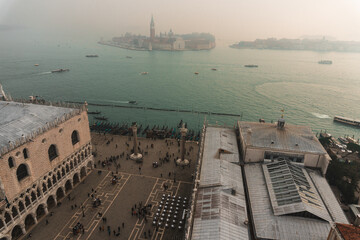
<box><xmin>24</xmin><ymin>133</ymin><xmax>199</xmax><ymax>240</ymax></box>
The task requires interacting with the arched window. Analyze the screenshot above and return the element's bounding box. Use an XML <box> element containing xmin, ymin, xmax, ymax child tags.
<box><xmin>71</xmin><ymin>130</ymin><xmax>79</xmax><ymax>145</ymax></box>
<box><xmin>48</xmin><ymin>145</ymin><xmax>58</xmax><ymax>161</ymax></box>
<box><xmin>8</xmin><ymin>157</ymin><xmax>14</xmax><ymax>168</ymax></box>
<box><xmin>17</xmin><ymin>164</ymin><xmax>29</xmax><ymax>181</ymax></box>
<box><xmin>23</xmin><ymin>148</ymin><xmax>29</xmax><ymax>159</ymax></box>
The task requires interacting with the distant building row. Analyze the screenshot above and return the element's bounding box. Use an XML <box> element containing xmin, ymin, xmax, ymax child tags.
<box><xmin>106</xmin><ymin>16</ymin><xmax>215</xmax><ymax>51</ymax></box>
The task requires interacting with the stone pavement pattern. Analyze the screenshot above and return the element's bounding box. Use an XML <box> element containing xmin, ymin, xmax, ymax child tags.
<box><xmin>25</xmin><ymin>133</ymin><xmax>198</xmax><ymax>240</ymax></box>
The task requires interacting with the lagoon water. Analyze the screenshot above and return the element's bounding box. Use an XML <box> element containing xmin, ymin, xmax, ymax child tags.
<box><xmin>1</xmin><ymin>29</ymin><xmax>360</xmax><ymax>139</ymax></box>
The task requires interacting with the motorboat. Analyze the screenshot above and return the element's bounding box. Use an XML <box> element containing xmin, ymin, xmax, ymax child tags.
<box><xmin>318</xmin><ymin>60</ymin><xmax>332</xmax><ymax>64</ymax></box>
<box><xmin>244</xmin><ymin>65</ymin><xmax>258</xmax><ymax>68</ymax></box>
<box><xmin>94</xmin><ymin>116</ymin><xmax>108</xmax><ymax>121</ymax></box>
<box><xmin>88</xmin><ymin>111</ymin><xmax>101</xmax><ymax>114</ymax></box>
<box><xmin>51</xmin><ymin>69</ymin><xmax>69</xmax><ymax>73</ymax></box>
<box><xmin>86</xmin><ymin>55</ymin><xmax>98</xmax><ymax>57</ymax></box>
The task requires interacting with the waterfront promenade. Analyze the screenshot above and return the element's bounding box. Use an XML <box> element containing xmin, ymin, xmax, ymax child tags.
<box><xmin>25</xmin><ymin>133</ymin><xmax>198</xmax><ymax>240</ymax></box>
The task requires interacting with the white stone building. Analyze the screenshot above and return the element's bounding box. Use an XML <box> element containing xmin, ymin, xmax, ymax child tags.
<box><xmin>0</xmin><ymin>100</ymin><xmax>93</xmax><ymax>240</ymax></box>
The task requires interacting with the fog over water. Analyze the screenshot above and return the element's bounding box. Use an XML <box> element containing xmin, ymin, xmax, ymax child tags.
<box><xmin>1</xmin><ymin>0</ymin><xmax>360</xmax><ymax>42</ymax></box>
<box><xmin>1</xmin><ymin>0</ymin><xmax>360</xmax><ymax>139</ymax></box>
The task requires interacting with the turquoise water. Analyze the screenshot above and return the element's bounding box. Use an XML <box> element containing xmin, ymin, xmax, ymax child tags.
<box><xmin>1</xmin><ymin>29</ymin><xmax>360</xmax><ymax>139</ymax></box>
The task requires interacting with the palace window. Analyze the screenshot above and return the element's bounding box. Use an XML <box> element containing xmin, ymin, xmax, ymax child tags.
<box><xmin>71</xmin><ymin>130</ymin><xmax>79</xmax><ymax>145</ymax></box>
<box><xmin>23</xmin><ymin>148</ymin><xmax>29</xmax><ymax>159</ymax></box>
<box><xmin>48</xmin><ymin>145</ymin><xmax>58</xmax><ymax>161</ymax></box>
<box><xmin>8</xmin><ymin>157</ymin><xmax>14</xmax><ymax>168</ymax></box>
<box><xmin>17</xmin><ymin>164</ymin><xmax>29</xmax><ymax>181</ymax></box>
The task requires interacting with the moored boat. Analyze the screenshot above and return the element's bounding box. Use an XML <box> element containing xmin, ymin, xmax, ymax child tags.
<box><xmin>86</xmin><ymin>55</ymin><xmax>98</xmax><ymax>57</ymax></box>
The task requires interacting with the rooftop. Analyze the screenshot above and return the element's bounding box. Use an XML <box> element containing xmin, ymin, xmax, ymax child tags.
<box><xmin>0</xmin><ymin>101</ymin><xmax>80</xmax><ymax>156</ymax></box>
<box><xmin>336</xmin><ymin>223</ymin><xmax>360</xmax><ymax>240</ymax></box>
<box><xmin>263</xmin><ymin>160</ymin><xmax>330</xmax><ymax>221</ymax></box>
<box><xmin>191</xmin><ymin>127</ymin><xmax>249</xmax><ymax>240</ymax></box>
<box><xmin>238</xmin><ymin>121</ymin><xmax>327</xmax><ymax>155</ymax></box>
<box><xmin>245</xmin><ymin>162</ymin><xmax>348</xmax><ymax>239</ymax></box>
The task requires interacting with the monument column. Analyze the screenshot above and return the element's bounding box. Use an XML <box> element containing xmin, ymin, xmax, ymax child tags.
<box><xmin>130</xmin><ymin>122</ymin><xmax>143</xmax><ymax>162</ymax></box>
<box><xmin>176</xmin><ymin>124</ymin><xmax>189</xmax><ymax>166</ymax></box>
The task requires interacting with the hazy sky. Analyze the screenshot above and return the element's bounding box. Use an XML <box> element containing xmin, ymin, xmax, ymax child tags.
<box><xmin>1</xmin><ymin>0</ymin><xmax>360</xmax><ymax>42</ymax></box>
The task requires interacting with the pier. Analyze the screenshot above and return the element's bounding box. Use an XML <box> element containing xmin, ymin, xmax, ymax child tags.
<box><xmin>66</xmin><ymin>101</ymin><xmax>242</xmax><ymax>117</ymax></box>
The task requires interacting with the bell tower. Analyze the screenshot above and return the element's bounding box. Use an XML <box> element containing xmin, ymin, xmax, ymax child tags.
<box><xmin>150</xmin><ymin>15</ymin><xmax>155</xmax><ymax>40</ymax></box>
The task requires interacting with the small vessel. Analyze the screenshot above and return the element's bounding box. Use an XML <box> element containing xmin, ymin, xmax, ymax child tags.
<box><xmin>94</xmin><ymin>116</ymin><xmax>108</xmax><ymax>121</ymax></box>
<box><xmin>34</xmin><ymin>64</ymin><xmax>39</xmax><ymax>66</ymax></box>
<box><xmin>338</xmin><ymin>137</ymin><xmax>349</xmax><ymax>145</ymax></box>
<box><xmin>211</xmin><ymin>68</ymin><xmax>217</xmax><ymax>71</ymax></box>
<box><xmin>141</xmin><ymin>72</ymin><xmax>148</xmax><ymax>75</ymax></box>
<box><xmin>86</xmin><ymin>55</ymin><xmax>98</xmax><ymax>57</ymax></box>
<box><xmin>126</xmin><ymin>56</ymin><xmax>132</xmax><ymax>59</ymax></box>
<box><xmin>129</xmin><ymin>101</ymin><xmax>137</xmax><ymax>104</ymax></box>
<box><xmin>87</xmin><ymin>111</ymin><xmax>101</xmax><ymax>115</ymax></box>
<box><xmin>51</xmin><ymin>69</ymin><xmax>69</xmax><ymax>73</ymax></box>
<box><xmin>334</xmin><ymin>116</ymin><xmax>360</xmax><ymax>127</ymax></box>
<box><xmin>194</xmin><ymin>72</ymin><xmax>199</xmax><ymax>75</ymax></box>
<box><xmin>244</xmin><ymin>65</ymin><xmax>258</xmax><ymax>68</ymax></box>
<box><xmin>318</xmin><ymin>60</ymin><xmax>332</xmax><ymax>64</ymax></box>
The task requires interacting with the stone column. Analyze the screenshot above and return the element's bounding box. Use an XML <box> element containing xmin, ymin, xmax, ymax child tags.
<box><xmin>177</xmin><ymin>123</ymin><xmax>189</xmax><ymax>166</ymax></box>
<box><xmin>44</xmin><ymin>206</ymin><xmax>49</xmax><ymax>215</ymax></box>
<box><xmin>130</xmin><ymin>122</ymin><xmax>143</xmax><ymax>162</ymax></box>
<box><xmin>180</xmin><ymin>125</ymin><xmax>187</xmax><ymax>161</ymax></box>
<box><xmin>20</xmin><ymin>224</ymin><xmax>27</xmax><ymax>235</ymax></box>
<box><xmin>132</xmin><ymin>123</ymin><xmax>138</xmax><ymax>155</ymax></box>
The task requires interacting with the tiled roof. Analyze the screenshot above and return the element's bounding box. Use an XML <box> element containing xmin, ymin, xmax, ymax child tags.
<box><xmin>336</xmin><ymin>223</ymin><xmax>360</xmax><ymax>240</ymax></box>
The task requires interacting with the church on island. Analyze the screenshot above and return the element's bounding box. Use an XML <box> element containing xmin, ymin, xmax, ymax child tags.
<box><xmin>100</xmin><ymin>16</ymin><xmax>216</xmax><ymax>51</ymax></box>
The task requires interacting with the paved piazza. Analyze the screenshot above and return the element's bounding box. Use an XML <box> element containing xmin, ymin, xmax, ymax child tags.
<box><xmin>26</xmin><ymin>133</ymin><xmax>198</xmax><ymax>240</ymax></box>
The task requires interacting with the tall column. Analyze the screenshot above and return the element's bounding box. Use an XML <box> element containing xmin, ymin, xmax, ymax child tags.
<box><xmin>180</xmin><ymin>125</ymin><xmax>187</xmax><ymax>161</ymax></box>
<box><xmin>177</xmin><ymin>123</ymin><xmax>189</xmax><ymax>166</ymax></box>
<box><xmin>132</xmin><ymin>123</ymin><xmax>138</xmax><ymax>155</ymax></box>
<box><xmin>130</xmin><ymin>122</ymin><xmax>143</xmax><ymax>162</ymax></box>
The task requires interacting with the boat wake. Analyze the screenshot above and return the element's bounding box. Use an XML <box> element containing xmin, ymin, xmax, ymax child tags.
<box><xmin>38</xmin><ymin>71</ymin><xmax>52</xmax><ymax>75</ymax></box>
<box><xmin>311</xmin><ymin>112</ymin><xmax>330</xmax><ymax>119</ymax></box>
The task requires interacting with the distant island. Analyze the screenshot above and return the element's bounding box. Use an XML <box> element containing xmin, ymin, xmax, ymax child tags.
<box><xmin>98</xmin><ymin>16</ymin><xmax>216</xmax><ymax>51</ymax></box>
<box><xmin>230</xmin><ymin>37</ymin><xmax>360</xmax><ymax>52</ymax></box>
